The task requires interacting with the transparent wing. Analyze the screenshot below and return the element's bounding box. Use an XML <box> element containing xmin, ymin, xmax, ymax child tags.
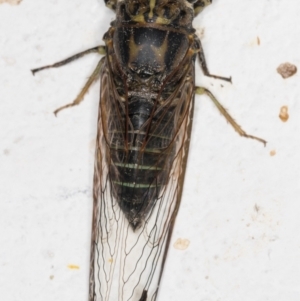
<box><xmin>89</xmin><ymin>58</ymin><xmax>195</xmax><ymax>301</ymax></box>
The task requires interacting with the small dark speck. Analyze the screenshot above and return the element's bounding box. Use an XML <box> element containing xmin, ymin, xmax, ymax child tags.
<box><xmin>49</xmin><ymin>275</ymin><xmax>54</xmax><ymax>280</ymax></box>
<box><xmin>269</xmin><ymin>236</ymin><xmax>279</xmax><ymax>242</ymax></box>
<box><xmin>13</xmin><ymin>136</ymin><xmax>23</xmax><ymax>144</ymax></box>
<box><xmin>3</xmin><ymin>149</ymin><xmax>10</xmax><ymax>155</ymax></box>
<box><xmin>59</xmin><ymin>188</ymin><xmax>89</xmax><ymax>200</ymax></box>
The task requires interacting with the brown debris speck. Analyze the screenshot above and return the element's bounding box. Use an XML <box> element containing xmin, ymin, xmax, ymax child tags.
<box><xmin>173</xmin><ymin>238</ymin><xmax>190</xmax><ymax>250</ymax></box>
<box><xmin>279</xmin><ymin>106</ymin><xmax>289</xmax><ymax>122</ymax></box>
<box><xmin>277</xmin><ymin>63</ymin><xmax>297</xmax><ymax>79</ymax></box>
<box><xmin>67</xmin><ymin>264</ymin><xmax>80</xmax><ymax>270</ymax></box>
<box><xmin>270</xmin><ymin>150</ymin><xmax>276</xmax><ymax>156</ymax></box>
<box><xmin>0</xmin><ymin>0</ymin><xmax>22</xmax><ymax>4</ymax></box>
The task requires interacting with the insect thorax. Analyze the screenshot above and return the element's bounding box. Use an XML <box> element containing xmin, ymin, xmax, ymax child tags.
<box><xmin>106</xmin><ymin>0</ymin><xmax>198</xmax><ymax>100</ymax></box>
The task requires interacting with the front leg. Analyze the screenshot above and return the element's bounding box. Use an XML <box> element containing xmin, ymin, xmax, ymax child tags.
<box><xmin>53</xmin><ymin>57</ymin><xmax>105</xmax><ymax>115</ymax></box>
<box><xmin>31</xmin><ymin>46</ymin><xmax>106</xmax><ymax>115</ymax></box>
<box><xmin>31</xmin><ymin>46</ymin><xmax>106</xmax><ymax>75</ymax></box>
<box><xmin>195</xmin><ymin>37</ymin><xmax>232</xmax><ymax>83</ymax></box>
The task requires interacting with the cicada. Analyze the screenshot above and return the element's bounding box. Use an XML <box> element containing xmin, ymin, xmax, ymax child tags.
<box><xmin>32</xmin><ymin>0</ymin><xmax>266</xmax><ymax>300</ymax></box>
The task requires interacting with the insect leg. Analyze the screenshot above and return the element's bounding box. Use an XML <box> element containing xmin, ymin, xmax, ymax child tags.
<box><xmin>31</xmin><ymin>46</ymin><xmax>106</xmax><ymax>75</ymax></box>
<box><xmin>195</xmin><ymin>86</ymin><xmax>266</xmax><ymax>146</ymax></box>
<box><xmin>54</xmin><ymin>57</ymin><xmax>105</xmax><ymax>115</ymax></box>
<box><xmin>195</xmin><ymin>38</ymin><xmax>232</xmax><ymax>83</ymax></box>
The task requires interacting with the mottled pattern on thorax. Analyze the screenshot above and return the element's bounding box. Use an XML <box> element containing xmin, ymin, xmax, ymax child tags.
<box><xmin>110</xmin><ymin>0</ymin><xmax>195</xmax><ymax>98</ymax></box>
<box><xmin>118</xmin><ymin>0</ymin><xmax>194</xmax><ymax>27</ymax></box>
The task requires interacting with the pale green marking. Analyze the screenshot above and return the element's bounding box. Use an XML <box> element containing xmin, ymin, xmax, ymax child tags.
<box><xmin>110</xmin><ymin>146</ymin><xmax>163</xmax><ymax>154</ymax></box>
<box><xmin>149</xmin><ymin>0</ymin><xmax>156</xmax><ymax>19</ymax></box>
<box><xmin>114</xmin><ymin>163</ymin><xmax>162</xmax><ymax>170</ymax></box>
<box><xmin>110</xmin><ymin>130</ymin><xmax>172</xmax><ymax>141</ymax></box>
<box><xmin>98</xmin><ymin>46</ymin><xmax>106</xmax><ymax>55</ymax></box>
<box><xmin>113</xmin><ymin>181</ymin><xmax>160</xmax><ymax>188</ymax></box>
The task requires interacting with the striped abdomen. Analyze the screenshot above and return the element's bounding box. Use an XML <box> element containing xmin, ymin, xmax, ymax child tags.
<box><xmin>109</xmin><ymin>96</ymin><xmax>175</xmax><ymax>229</ymax></box>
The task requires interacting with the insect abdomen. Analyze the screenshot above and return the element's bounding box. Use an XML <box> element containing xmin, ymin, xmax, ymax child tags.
<box><xmin>109</xmin><ymin>97</ymin><xmax>174</xmax><ymax>229</ymax></box>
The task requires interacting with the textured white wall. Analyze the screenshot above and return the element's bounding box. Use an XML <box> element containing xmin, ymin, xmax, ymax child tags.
<box><xmin>1</xmin><ymin>0</ymin><xmax>299</xmax><ymax>300</ymax></box>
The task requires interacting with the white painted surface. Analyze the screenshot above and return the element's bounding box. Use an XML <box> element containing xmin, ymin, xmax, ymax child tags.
<box><xmin>1</xmin><ymin>0</ymin><xmax>299</xmax><ymax>300</ymax></box>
